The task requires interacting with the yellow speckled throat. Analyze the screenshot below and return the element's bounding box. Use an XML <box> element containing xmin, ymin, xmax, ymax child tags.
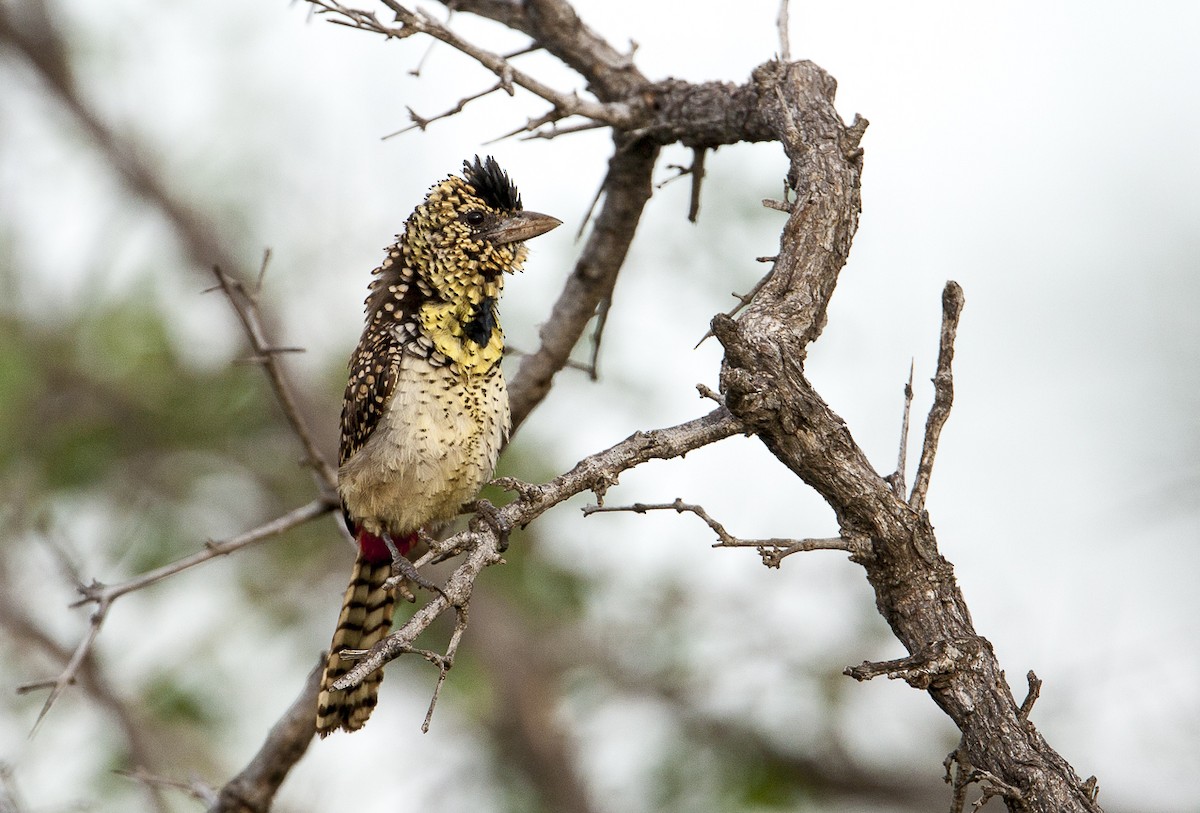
<box><xmin>364</xmin><ymin>157</ymin><xmax>560</xmax><ymax>377</ymax></box>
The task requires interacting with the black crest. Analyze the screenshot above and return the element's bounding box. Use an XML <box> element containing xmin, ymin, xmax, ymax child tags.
<box><xmin>463</xmin><ymin>155</ymin><xmax>522</xmax><ymax>211</ymax></box>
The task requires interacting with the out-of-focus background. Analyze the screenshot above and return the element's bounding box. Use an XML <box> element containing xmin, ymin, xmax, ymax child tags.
<box><xmin>1</xmin><ymin>1</ymin><xmax>1196</xmax><ymax>811</ymax></box>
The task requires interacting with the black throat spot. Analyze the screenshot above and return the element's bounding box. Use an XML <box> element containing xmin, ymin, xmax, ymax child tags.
<box><xmin>464</xmin><ymin>298</ymin><xmax>497</xmax><ymax>347</ymax></box>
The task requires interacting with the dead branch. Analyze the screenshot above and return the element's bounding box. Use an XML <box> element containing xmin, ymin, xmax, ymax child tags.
<box><xmin>910</xmin><ymin>280</ymin><xmax>965</xmax><ymax>511</ymax></box>
<box><xmin>844</xmin><ymin>637</ymin><xmax>992</xmax><ymax>690</ymax></box>
<box><xmin>212</xmin><ymin>263</ymin><xmax>339</xmax><ymax>492</ymax></box>
<box><xmin>887</xmin><ymin>362</ymin><xmax>915</xmax><ymax>499</ymax></box>
<box><xmin>695</xmin><ymin>269</ymin><xmax>775</xmax><ymax>348</ymax></box>
<box><xmin>383</xmin><ymin>81</ymin><xmax>506</xmax><ymax>139</ymax></box>
<box><xmin>582</xmin><ymin>498</ymin><xmax>859</xmax><ymax>567</ymax></box>
<box><xmin>18</xmin><ymin>499</ymin><xmax>334</xmax><ymax>732</ymax></box>
<box><xmin>76</xmin><ymin>497</ymin><xmax>335</xmax><ymax>609</ymax></box>
<box><xmin>0</xmin><ymin>587</ymin><xmax>171</xmax><ymax>813</ymax></box>
<box><xmin>711</xmin><ymin>59</ymin><xmax>1102</xmax><ymax>812</ymax></box>
<box><xmin>1018</xmin><ymin>671</ymin><xmax>1043</xmax><ymax>722</ymax></box>
<box><xmin>309</xmin><ymin>0</ymin><xmax>636</xmax><ymax>129</ymax></box>
<box><xmin>656</xmin><ymin>148</ymin><xmax>707</xmax><ymax>222</ymax></box>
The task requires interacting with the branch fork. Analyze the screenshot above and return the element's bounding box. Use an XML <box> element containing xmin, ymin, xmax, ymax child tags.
<box><xmin>843</xmin><ymin>637</ymin><xmax>993</xmax><ymax>690</ymax></box>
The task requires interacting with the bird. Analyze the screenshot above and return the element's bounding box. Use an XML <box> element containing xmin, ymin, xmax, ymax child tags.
<box><xmin>316</xmin><ymin>156</ymin><xmax>560</xmax><ymax>736</ymax></box>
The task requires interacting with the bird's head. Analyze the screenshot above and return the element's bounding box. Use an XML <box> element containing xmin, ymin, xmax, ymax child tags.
<box><xmin>402</xmin><ymin>155</ymin><xmax>561</xmax><ymax>306</ymax></box>
<box><xmin>376</xmin><ymin>156</ymin><xmax>558</xmax><ymax>373</ymax></box>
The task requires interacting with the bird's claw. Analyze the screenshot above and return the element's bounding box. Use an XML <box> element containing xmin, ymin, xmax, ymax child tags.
<box><xmin>472</xmin><ymin>498</ymin><xmax>511</xmax><ymax>552</ymax></box>
<box><xmin>382</xmin><ymin>533</ymin><xmax>445</xmax><ymax>602</ymax></box>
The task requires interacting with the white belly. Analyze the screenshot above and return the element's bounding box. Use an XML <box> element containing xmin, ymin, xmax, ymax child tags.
<box><xmin>338</xmin><ymin>355</ymin><xmax>510</xmax><ymax>536</ymax></box>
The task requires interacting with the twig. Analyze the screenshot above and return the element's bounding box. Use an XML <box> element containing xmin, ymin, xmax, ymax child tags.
<box><xmin>582</xmin><ymin>498</ymin><xmax>857</xmax><ymax>567</ymax></box>
<box><xmin>686</xmin><ymin>147</ymin><xmax>706</xmax><ymax>223</ymax></box>
<box><xmin>211</xmin><ymin>264</ymin><xmax>339</xmax><ymax>492</ymax></box>
<box><xmin>945</xmin><ymin>745</ymin><xmax>972</xmax><ymax>813</ymax></box>
<box><xmin>20</xmin><ymin>499</ymin><xmax>333</xmax><ymax>732</ymax></box>
<box><xmin>0</xmin><ymin>582</ymin><xmax>171</xmax><ymax>813</ymax></box>
<box><xmin>655</xmin><ymin>149</ymin><xmax>707</xmax><ymax>222</ymax></box>
<box><xmin>382</xmin><ymin>81</ymin><xmax>505</xmax><ymax>139</ymax></box>
<box><xmin>75</xmin><ymin>498</ymin><xmax>335</xmax><ymax>608</ymax></box>
<box><xmin>574</xmin><ymin>171</ymin><xmax>607</xmax><ymax>242</ymax></box>
<box><xmin>887</xmin><ymin>361</ymin><xmax>915</xmax><ymax>498</ymax></box>
<box><xmin>843</xmin><ymin>637</ymin><xmax>990</xmax><ymax>690</ymax></box>
<box><xmin>695</xmin><ymin>269</ymin><xmax>775</xmax><ymax>348</ymax></box>
<box><xmin>20</xmin><ymin>600</ymin><xmax>105</xmax><ymax>735</ymax></box>
<box><xmin>117</xmin><ymin>769</ymin><xmax>216</xmax><ymax>806</ymax></box>
<box><xmin>309</xmin><ymin>0</ymin><xmax>635</xmax><ymax>130</ymax></box>
<box><xmin>583</xmin><ymin>296</ymin><xmax>610</xmax><ymax>381</ymax></box>
<box><xmin>1018</xmin><ymin>670</ymin><xmax>1042</xmax><ymax>722</ymax></box>
<box><xmin>777</xmin><ymin>0</ymin><xmax>792</xmax><ymax>61</ymax></box>
<box><xmin>521</xmin><ymin>119</ymin><xmax>609</xmax><ymax>141</ymax></box>
<box><xmin>484</xmin><ymin>107</ymin><xmax>573</xmax><ymax>145</ymax></box>
<box><xmin>910</xmin><ymin>280</ymin><xmax>965</xmax><ymax>511</ymax></box>
<box><xmin>967</xmin><ymin>768</ymin><xmax>1026</xmax><ymax>810</ymax></box>
<box><xmin>421</xmin><ymin>603</ymin><xmax>469</xmax><ymax>733</ymax></box>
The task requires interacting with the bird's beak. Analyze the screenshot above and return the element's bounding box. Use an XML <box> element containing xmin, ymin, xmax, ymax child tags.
<box><xmin>483</xmin><ymin>211</ymin><xmax>562</xmax><ymax>246</ymax></box>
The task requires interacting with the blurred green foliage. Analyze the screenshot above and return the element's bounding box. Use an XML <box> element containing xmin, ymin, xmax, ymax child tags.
<box><xmin>0</xmin><ymin>296</ymin><xmax>275</xmax><ymax>494</ymax></box>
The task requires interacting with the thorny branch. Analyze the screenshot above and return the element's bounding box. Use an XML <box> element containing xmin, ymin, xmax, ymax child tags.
<box><xmin>887</xmin><ymin>362</ymin><xmax>915</xmax><ymax>499</ymax></box>
<box><xmin>383</xmin><ymin>81</ymin><xmax>505</xmax><ymax>139</ymax></box>
<box><xmin>0</xmin><ymin>587</ymin><xmax>172</xmax><ymax>813</ymax></box>
<box><xmin>909</xmin><ymin>281</ymin><xmax>965</xmax><ymax>510</ymax></box>
<box><xmin>331</xmin><ymin>407</ymin><xmax>743</xmax><ymax>692</ymax></box>
<box><xmin>20</xmin><ymin>498</ymin><xmax>334</xmax><ymax>729</ymax></box>
<box><xmin>582</xmin><ymin>498</ymin><xmax>859</xmax><ymax>567</ymax></box>
<box><xmin>211</xmin><ymin>261</ymin><xmax>340</xmax><ymax>492</ymax></box>
<box><xmin>310</xmin><ymin>0</ymin><xmax>637</xmax><ymax>134</ymax></box>
<box><xmin>74</xmin><ymin>498</ymin><xmax>335</xmax><ymax>609</ymax></box>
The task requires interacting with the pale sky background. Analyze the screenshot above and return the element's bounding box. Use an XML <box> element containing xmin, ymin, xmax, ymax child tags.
<box><xmin>2</xmin><ymin>1</ymin><xmax>1197</xmax><ymax>811</ymax></box>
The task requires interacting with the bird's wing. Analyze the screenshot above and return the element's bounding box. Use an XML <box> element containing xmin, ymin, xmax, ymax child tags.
<box><xmin>339</xmin><ymin>330</ymin><xmax>404</xmax><ymax>467</ymax></box>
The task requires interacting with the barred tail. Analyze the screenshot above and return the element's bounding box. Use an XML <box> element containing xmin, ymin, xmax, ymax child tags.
<box><xmin>316</xmin><ymin>555</ymin><xmax>395</xmax><ymax>736</ymax></box>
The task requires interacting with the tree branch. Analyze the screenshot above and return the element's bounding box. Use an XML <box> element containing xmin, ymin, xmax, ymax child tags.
<box><xmin>310</xmin><ymin>0</ymin><xmax>637</xmax><ymax>128</ymax></box>
<box><xmin>582</xmin><ymin>498</ymin><xmax>859</xmax><ymax>567</ymax></box>
<box><xmin>0</xmin><ymin>588</ymin><xmax>172</xmax><ymax>813</ymax></box>
<box><xmin>332</xmin><ymin>407</ymin><xmax>743</xmax><ymax>691</ymax></box>
<box><xmin>211</xmin><ymin>263</ymin><xmax>339</xmax><ymax>492</ymax></box>
<box><xmin>17</xmin><ymin>498</ymin><xmax>335</xmax><ymax>735</ymax></box>
<box><xmin>508</xmin><ymin>135</ymin><xmax>659</xmax><ymax>429</ymax></box>
<box><xmin>711</xmin><ymin>59</ymin><xmax>1102</xmax><ymax>813</ymax></box>
<box><xmin>909</xmin><ymin>280</ymin><xmax>965</xmax><ymax>511</ymax></box>
<box><xmin>76</xmin><ymin>498</ymin><xmax>336</xmax><ymax>609</ymax></box>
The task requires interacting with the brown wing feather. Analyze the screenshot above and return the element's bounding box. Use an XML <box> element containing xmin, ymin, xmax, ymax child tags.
<box><xmin>339</xmin><ymin>330</ymin><xmax>404</xmax><ymax>467</ymax></box>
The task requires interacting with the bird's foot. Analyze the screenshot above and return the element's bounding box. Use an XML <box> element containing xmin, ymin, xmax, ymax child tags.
<box><xmin>471</xmin><ymin>498</ymin><xmax>511</xmax><ymax>552</ymax></box>
<box><xmin>382</xmin><ymin>533</ymin><xmax>445</xmax><ymax>602</ymax></box>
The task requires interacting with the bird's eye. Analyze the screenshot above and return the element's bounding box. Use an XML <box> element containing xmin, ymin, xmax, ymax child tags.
<box><xmin>464</xmin><ymin>210</ymin><xmax>486</xmax><ymax>226</ymax></box>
